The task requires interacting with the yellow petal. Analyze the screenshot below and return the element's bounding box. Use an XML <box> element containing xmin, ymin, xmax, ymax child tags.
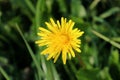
<box><xmin>69</xmin><ymin>22</ymin><xmax>75</xmax><ymax>30</ymax></box>
<box><xmin>45</xmin><ymin>22</ymin><xmax>58</xmax><ymax>33</ymax></box>
<box><xmin>50</xmin><ymin>18</ymin><xmax>56</xmax><ymax>27</ymax></box>
<box><xmin>74</xmin><ymin>47</ymin><xmax>81</xmax><ymax>52</ymax></box>
<box><xmin>57</xmin><ymin>20</ymin><xmax>61</xmax><ymax>28</ymax></box>
<box><xmin>39</xmin><ymin>27</ymin><xmax>51</xmax><ymax>33</ymax></box>
<box><xmin>54</xmin><ymin>52</ymin><xmax>61</xmax><ymax>63</ymax></box>
<box><xmin>69</xmin><ymin>48</ymin><xmax>75</xmax><ymax>57</ymax></box>
<box><xmin>41</xmin><ymin>48</ymin><xmax>49</xmax><ymax>55</ymax></box>
<box><xmin>61</xmin><ymin>17</ymin><xmax>64</xmax><ymax>28</ymax></box>
<box><xmin>62</xmin><ymin>48</ymin><xmax>67</xmax><ymax>64</ymax></box>
<box><xmin>47</xmin><ymin>52</ymin><xmax>56</xmax><ymax>60</ymax></box>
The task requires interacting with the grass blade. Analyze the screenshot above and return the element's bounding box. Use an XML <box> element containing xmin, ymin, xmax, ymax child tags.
<box><xmin>92</xmin><ymin>30</ymin><xmax>120</xmax><ymax>49</ymax></box>
<box><xmin>16</xmin><ymin>24</ymin><xmax>43</xmax><ymax>79</ymax></box>
<box><xmin>99</xmin><ymin>7</ymin><xmax>120</xmax><ymax>19</ymax></box>
<box><xmin>35</xmin><ymin>0</ymin><xmax>45</xmax><ymax>33</ymax></box>
<box><xmin>89</xmin><ymin>0</ymin><xmax>100</xmax><ymax>10</ymax></box>
<box><xmin>24</xmin><ymin>0</ymin><xmax>35</xmax><ymax>14</ymax></box>
<box><xmin>0</xmin><ymin>66</ymin><xmax>11</xmax><ymax>80</ymax></box>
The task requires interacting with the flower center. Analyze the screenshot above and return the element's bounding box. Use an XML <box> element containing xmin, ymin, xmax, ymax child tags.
<box><xmin>59</xmin><ymin>34</ymin><xmax>70</xmax><ymax>44</ymax></box>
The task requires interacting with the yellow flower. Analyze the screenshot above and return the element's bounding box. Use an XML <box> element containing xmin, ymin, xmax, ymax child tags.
<box><xmin>35</xmin><ymin>17</ymin><xmax>84</xmax><ymax>64</ymax></box>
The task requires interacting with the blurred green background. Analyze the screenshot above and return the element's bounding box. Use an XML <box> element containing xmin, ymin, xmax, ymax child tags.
<box><xmin>0</xmin><ymin>0</ymin><xmax>120</xmax><ymax>80</ymax></box>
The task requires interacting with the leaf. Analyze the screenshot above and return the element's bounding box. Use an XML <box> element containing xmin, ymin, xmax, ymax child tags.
<box><xmin>99</xmin><ymin>67</ymin><xmax>112</xmax><ymax>80</ymax></box>
<box><xmin>89</xmin><ymin>0</ymin><xmax>100</xmax><ymax>10</ymax></box>
<box><xmin>76</xmin><ymin>67</ymin><xmax>112</xmax><ymax>80</ymax></box>
<box><xmin>0</xmin><ymin>67</ymin><xmax>11</xmax><ymax>80</ymax></box>
<box><xmin>92</xmin><ymin>30</ymin><xmax>120</xmax><ymax>49</ymax></box>
<box><xmin>16</xmin><ymin>24</ymin><xmax>44</xmax><ymax>79</ymax></box>
<box><xmin>76</xmin><ymin>68</ymin><xmax>100</xmax><ymax>80</ymax></box>
<box><xmin>71</xmin><ymin>0</ymin><xmax>86</xmax><ymax>18</ymax></box>
<box><xmin>57</xmin><ymin>0</ymin><xmax>67</xmax><ymax>14</ymax></box>
<box><xmin>0</xmin><ymin>57</ymin><xmax>8</xmax><ymax>66</ymax></box>
<box><xmin>99</xmin><ymin>7</ymin><xmax>120</xmax><ymax>19</ymax></box>
<box><xmin>109</xmin><ymin>48</ymin><xmax>119</xmax><ymax>65</ymax></box>
<box><xmin>111</xmin><ymin>37</ymin><xmax>120</xmax><ymax>42</ymax></box>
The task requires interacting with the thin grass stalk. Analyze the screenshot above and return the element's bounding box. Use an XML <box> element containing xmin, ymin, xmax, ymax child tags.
<box><xmin>0</xmin><ymin>66</ymin><xmax>11</xmax><ymax>80</ymax></box>
<box><xmin>16</xmin><ymin>24</ymin><xmax>43</xmax><ymax>80</ymax></box>
<box><xmin>92</xmin><ymin>30</ymin><xmax>120</xmax><ymax>49</ymax></box>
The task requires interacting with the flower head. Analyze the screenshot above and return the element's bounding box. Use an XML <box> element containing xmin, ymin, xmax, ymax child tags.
<box><xmin>35</xmin><ymin>17</ymin><xmax>84</xmax><ymax>64</ymax></box>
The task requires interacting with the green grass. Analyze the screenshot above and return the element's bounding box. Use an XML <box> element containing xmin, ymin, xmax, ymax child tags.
<box><xmin>0</xmin><ymin>0</ymin><xmax>120</xmax><ymax>80</ymax></box>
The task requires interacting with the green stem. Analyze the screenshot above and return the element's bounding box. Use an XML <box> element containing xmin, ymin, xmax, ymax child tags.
<box><xmin>92</xmin><ymin>30</ymin><xmax>120</xmax><ymax>49</ymax></box>
<box><xmin>16</xmin><ymin>24</ymin><xmax>43</xmax><ymax>79</ymax></box>
<box><xmin>0</xmin><ymin>66</ymin><xmax>10</xmax><ymax>80</ymax></box>
<box><xmin>89</xmin><ymin>0</ymin><xmax>100</xmax><ymax>10</ymax></box>
<box><xmin>35</xmin><ymin>0</ymin><xmax>45</xmax><ymax>79</ymax></box>
<box><xmin>24</xmin><ymin>0</ymin><xmax>35</xmax><ymax>14</ymax></box>
<box><xmin>35</xmin><ymin>0</ymin><xmax>45</xmax><ymax>34</ymax></box>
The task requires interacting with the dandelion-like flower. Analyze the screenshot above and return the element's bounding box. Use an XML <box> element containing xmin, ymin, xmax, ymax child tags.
<box><xmin>35</xmin><ymin>17</ymin><xmax>84</xmax><ymax>64</ymax></box>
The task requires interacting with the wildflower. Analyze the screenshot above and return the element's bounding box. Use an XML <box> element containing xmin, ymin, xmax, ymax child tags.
<box><xmin>35</xmin><ymin>17</ymin><xmax>84</xmax><ymax>64</ymax></box>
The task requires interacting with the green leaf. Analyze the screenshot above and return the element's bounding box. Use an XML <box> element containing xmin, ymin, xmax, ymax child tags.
<box><xmin>92</xmin><ymin>30</ymin><xmax>120</xmax><ymax>49</ymax></box>
<box><xmin>76</xmin><ymin>68</ymin><xmax>100</xmax><ymax>80</ymax></box>
<box><xmin>16</xmin><ymin>24</ymin><xmax>43</xmax><ymax>80</ymax></box>
<box><xmin>109</xmin><ymin>48</ymin><xmax>119</xmax><ymax>65</ymax></box>
<box><xmin>99</xmin><ymin>7</ymin><xmax>120</xmax><ymax>19</ymax></box>
<box><xmin>24</xmin><ymin>0</ymin><xmax>35</xmax><ymax>14</ymax></box>
<box><xmin>99</xmin><ymin>67</ymin><xmax>112</xmax><ymax>80</ymax></box>
<box><xmin>71</xmin><ymin>0</ymin><xmax>86</xmax><ymax>17</ymax></box>
<box><xmin>89</xmin><ymin>0</ymin><xmax>100</xmax><ymax>10</ymax></box>
<box><xmin>0</xmin><ymin>57</ymin><xmax>8</xmax><ymax>66</ymax></box>
<box><xmin>57</xmin><ymin>0</ymin><xmax>67</xmax><ymax>14</ymax></box>
<box><xmin>0</xmin><ymin>67</ymin><xmax>11</xmax><ymax>80</ymax></box>
<box><xmin>111</xmin><ymin>37</ymin><xmax>120</xmax><ymax>42</ymax></box>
